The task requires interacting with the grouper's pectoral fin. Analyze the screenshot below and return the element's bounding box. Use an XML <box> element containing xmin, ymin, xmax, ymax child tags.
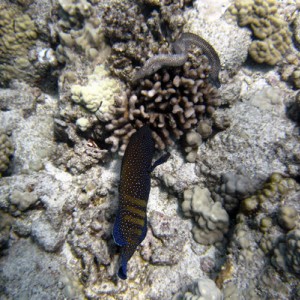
<box><xmin>112</xmin><ymin>213</ymin><xmax>127</xmax><ymax>247</ymax></box>
<box><xmin>148</xmin><ymin>152</ymin><xmax>170</xmax><ymax>173</ymax></box>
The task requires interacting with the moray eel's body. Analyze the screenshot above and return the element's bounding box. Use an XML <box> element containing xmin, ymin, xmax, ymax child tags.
<box><xmin>174</xmin><ymin>33</ymin><xmax>221</xmax><ymax>87</ymax></box>
<box><xmin>113</xmin><ymin>125</ymin><xmax>170</xmax><ymax>279</ymax></box>
<box><xmin>132</xmin><ymin>32</ymin><xmax>221</xmax><ymax>88</ymax></box>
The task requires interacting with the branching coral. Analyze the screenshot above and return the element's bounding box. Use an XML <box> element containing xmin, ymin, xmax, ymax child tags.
<box><xmin>53</xmin><ymin>0</ymin><xmax>225</xmax><ymax>160</ymax></box>
<box><xmin>102</xmin><ymin>0</ymin><xmax>163</xmax><ymax>82</ymax></box>
<box><xmin>104</xmin><ymin>52</ymin><xmax>220</xmax><ymax>154</ymax></box>
<box><xmin>54</xmin><ymin>0</ymin><xmax>225</xmax><ymax>162</ymax></box>
<box><xmin>102</xmin><ymin>0</ymin><xmax>190</xmax><ymax>82</ymax></box>
<box><xmin>99</xmin><ymin>0</ymin><xmax>226</xmax><ymax>154</ymax></box>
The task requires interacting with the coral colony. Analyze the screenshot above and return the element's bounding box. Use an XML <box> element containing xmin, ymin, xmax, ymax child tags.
<box><xmin>0</xmin><ymin>0</ymin><xmax>300</xmax><ymax>299</ymax></box>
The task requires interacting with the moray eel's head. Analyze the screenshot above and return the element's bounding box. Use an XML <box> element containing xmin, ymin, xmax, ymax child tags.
<box><xmin>210</xmin><ymin>75</ymin><xmax>221</xmax><ymax>88</ymax></box>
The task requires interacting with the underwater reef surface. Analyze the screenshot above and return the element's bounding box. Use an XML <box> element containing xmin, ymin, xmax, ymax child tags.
<box><xmin>0</xmin><ymin>0</ymin><xmax>300</xmax><ymax>299</ymax></box>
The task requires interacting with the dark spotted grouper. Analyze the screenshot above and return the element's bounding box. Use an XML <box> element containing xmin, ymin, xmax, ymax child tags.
<box><xmin>113</xmin><ymin>125</ymin><xmax>170</xmax><ymax>279</ymax></box>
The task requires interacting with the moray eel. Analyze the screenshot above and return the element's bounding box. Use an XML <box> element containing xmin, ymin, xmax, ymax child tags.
<box><xmin>113</xmin><ymin>125</ymin><xmax>170</xmax><ymax>280</ymax></box>
<box><xmin>132</xmin><ymin>32</ymin><xmax>221</xmax><ymax>88</ymax></box>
